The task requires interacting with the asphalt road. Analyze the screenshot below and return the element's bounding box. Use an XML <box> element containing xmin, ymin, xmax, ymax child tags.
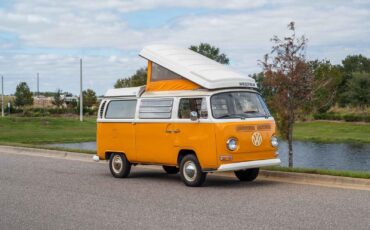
<box><xmin>0</xmin><ymin>152</ymin><xmax>369</xmax><ymax>230</ymax></box>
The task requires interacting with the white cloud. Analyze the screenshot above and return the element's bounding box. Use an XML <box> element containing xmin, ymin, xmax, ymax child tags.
<box><xmin>0</xmin><ymin>54</ymin><xmax>145</xmax><ymax>95</ymax></box>
<box><xmin>0</xmin><ymin>0</ymin><xmax>369</xmax><ymax>95</ymax></box>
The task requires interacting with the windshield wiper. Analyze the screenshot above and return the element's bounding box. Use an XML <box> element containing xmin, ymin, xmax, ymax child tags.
<box><xmin>216</xmin><ymin>114</ymin><xmax>246</xmax><ymax>119</ymax></box>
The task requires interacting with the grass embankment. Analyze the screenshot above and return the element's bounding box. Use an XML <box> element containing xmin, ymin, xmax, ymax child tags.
<box><xmin>265</xmin><ymin>166</ymin><xmax>370</xmax><ymax>179</ymax></box>
<box><xmin>293</xmin><ymin>121</ymin><xmax>370</xmax><ymax>143</ymax></box>
<box><xmin>0</xmin><ymin>117</ymin><xmax>96</xmax><ymax>148</ymax></box>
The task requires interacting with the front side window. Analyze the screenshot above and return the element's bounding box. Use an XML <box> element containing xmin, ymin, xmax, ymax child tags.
<box><xmin>211</xmin><ymin>92</ymin><xmax>270</xmax><ymax>119</ymax></box>
<box><xmin>105</xmin><ymin>100</ymin><xmax>137</xmax><ymax>119</ymax></box>
<box><xmin>178</xmin><ymin>98</ymin><xmax>208</xmax><ymax>119</ymax></box>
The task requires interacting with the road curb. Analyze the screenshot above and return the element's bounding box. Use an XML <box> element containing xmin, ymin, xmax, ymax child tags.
<box><xmin>1</xmin><ymin>145</ymin><xmax>369</xmax><ymax>190</ymax></box>
<box><xmin>258</xmin><ymin>170</ymin><xmax>370</xmax><ymax>190</ymax></box>
<box><xmin>0</xmin><ymin>145</ymin><xmax>92</xmax><ymax>161</ymax></box>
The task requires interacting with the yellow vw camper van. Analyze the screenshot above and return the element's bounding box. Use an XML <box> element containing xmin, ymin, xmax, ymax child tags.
<box><xmin>95</xmin><ymin>45</ymin><xmax>280</xmax><ymax>187</ymax></box>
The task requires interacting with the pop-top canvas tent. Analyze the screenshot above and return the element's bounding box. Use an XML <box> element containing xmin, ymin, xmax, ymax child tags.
<box><xmin>139</xmin><ymin>45</ymin><xmax>257</xmax><ymax>92</ymax></box>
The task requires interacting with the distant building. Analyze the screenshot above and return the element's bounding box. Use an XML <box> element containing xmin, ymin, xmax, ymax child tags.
<box><xmin>33</xmin><ymin>96</ymin><xmax>53</xmax><ymax>108</ymax></box>
<box><xmin>61</xmin><ymin>94</ymin><xmax>78</xmax><ymax>103</ymax></box>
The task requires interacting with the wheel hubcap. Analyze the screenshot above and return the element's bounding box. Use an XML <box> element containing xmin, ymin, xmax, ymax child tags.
<box><xmin>112</xmin><ymin>155</ymin><xmax>123</xmax><ymax>174</ymax></box>
<box><xmin>183</xmin><ymin>161</ymin><xmax>197</xmax><ymax>182</ymax></box>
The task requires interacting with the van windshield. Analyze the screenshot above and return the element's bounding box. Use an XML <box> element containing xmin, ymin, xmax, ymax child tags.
<box><xmin>211</xmin><ymin>92</ymin><xmax>270</xmax><ymax>119</ymax></box>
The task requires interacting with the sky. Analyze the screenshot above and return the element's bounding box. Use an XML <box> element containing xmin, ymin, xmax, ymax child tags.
<box><xmin>0</xmin><ymin>0</ymin><xmax>369</xmax><ymax>95</ymax></box>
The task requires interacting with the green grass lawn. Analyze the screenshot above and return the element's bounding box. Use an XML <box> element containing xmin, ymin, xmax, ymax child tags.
<box><xmin>0</xmin><ymin>116</ymin><xmax>96</xmax><ymax>145</ymax></box>
<box><xmin>294</xmin><ymin>121</ymin><xmax>370</xmax><ymax>143</ymax></box>
<box><xmin>0</xmin><ymin>117</ymin><xmax>369</xmax><ymax>145</ymax></box>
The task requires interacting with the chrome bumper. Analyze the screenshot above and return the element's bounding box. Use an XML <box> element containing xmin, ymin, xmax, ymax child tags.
<box><xmin>217</xmin><ymin>158</ymin><xmax>281</xmax><ymax>172</ymax></box>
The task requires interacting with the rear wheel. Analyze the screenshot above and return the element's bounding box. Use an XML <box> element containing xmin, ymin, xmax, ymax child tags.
<box><xmin>234</xmin><ymin>168</ymin><xmax>259</xmax><ymax>182</ymax></box>
<box><xmin>162</xmin><ymin>166</ymin><xmax>179</xmax><ymax>174</ymax></box>
<box><xmin>109</xmin><ymin>153</ymin><xmax>131</xmax><ymax>178</ymax></box>
<box><xmin>180</xmin><ymin>155</ymin><xmax>207</xmax><ymax>187</ymax></box>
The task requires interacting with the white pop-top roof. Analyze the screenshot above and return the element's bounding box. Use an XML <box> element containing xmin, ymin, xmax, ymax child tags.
<box><xmin>139</xmin><ymin>44</ymin><xmax>257</xmax><ymax>89</ymax></box>
<box><xmin>105</xmin><ymin>86</ymin><xmax>145</xmax><ymax>97</ymax></box>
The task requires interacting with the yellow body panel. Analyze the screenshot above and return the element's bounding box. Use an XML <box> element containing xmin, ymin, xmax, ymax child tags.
<box><xmin>97</xmin><ymin>119</ymin><xmax>277</xmax><ymax>170</ymax></box>
<box><xmin>97</xmin><ymin>122</ymin><xmax>136</xmax><ymax>161</ymax></box>
<box><xmin>135</xmin><ymin>123</ymin><xmax>175</xmax><ymax>164</ymax></box>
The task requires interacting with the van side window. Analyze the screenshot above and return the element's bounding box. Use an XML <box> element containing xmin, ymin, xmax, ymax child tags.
<box><xmin>139</xmin><ymin>98</ymin><xmax>173</xmax><ymax>119</ymax></box>
<box><xmin>105</xmin><ymin>100</ymin><xmax>137</xmax><ymax>119</ymax></box>
<box><xmin>178</xmin><ymin>98</ymin><xmax>208</xmax><ymax>119</ymax></box>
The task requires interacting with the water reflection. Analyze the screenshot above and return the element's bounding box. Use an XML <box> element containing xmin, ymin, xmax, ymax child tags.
<box><xmin>279</xmin><ymin>141</ymin><xmax>370</xmax><ymax>171</ymax></box>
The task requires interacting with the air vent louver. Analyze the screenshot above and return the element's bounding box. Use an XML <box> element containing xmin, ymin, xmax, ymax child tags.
<box><xmin>99</xmin><ymin>101</ymin><xmax>107</xmax><ymax>118</ymax></box>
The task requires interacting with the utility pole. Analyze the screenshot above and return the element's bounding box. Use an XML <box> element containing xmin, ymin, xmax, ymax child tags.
<box><xmin>1</xmin><ymin>76</ymin><xmax>4</xmax><ymax>117</ymax></box>
<box><xmin>80</xmin><ymin>58</ymin><xmax>83</xmax><ymax>122</ymax></box>
<box><xmin>37</xmin><ymin>72</ymin><xmax>39</xmax><ymax>97</ymax></box>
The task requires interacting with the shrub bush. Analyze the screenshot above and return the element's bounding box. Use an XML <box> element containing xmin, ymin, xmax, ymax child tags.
<box><xmin>313</xmin><ymin>112</ymin><xmax>369</xmax><ymax>122</ymax></box>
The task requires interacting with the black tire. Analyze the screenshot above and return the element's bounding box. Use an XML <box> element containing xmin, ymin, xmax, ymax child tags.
<box><xmin>180</xmin><ymin>155</ymin><xmax>207</xmax><ymax>187</ymax></box>
<box><xmin>162</xmin><ymin>166</ymin><xmax>179</xmax><ymax>174</ymax></box>
<box><xmin>109</xmin><ymin>153</ymin><xmax>131</xmax><ymax>178</ymax></box>
<box><xmin>234</xmin><ymin>168</ymin><xmax>259</xmax><ymax>182</ymax></box>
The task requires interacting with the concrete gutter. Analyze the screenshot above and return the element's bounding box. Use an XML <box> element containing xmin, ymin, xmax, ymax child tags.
<box><xmin>258</xmin><ymin>170</ymin><xmax>370</xmax><ymax>191</ymax></box>
<box><xmin>1</xmin><ymin>145</ymin><xmax>369</xmax><ymax>191</ymax></box>
<box><xmin>0</xmin><ymin>145</ymin><xmax>93</xmax><ymax>162</ymax></box>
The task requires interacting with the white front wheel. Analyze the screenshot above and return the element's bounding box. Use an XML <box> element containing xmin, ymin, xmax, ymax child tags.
<box><xmin>180</xmin><ymin>155</ymin><xmax>207</xmax><ymax>187</ymax></box>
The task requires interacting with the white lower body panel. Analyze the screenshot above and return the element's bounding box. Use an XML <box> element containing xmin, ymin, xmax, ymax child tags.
<box><xmin>217</xmin><ymin>158</ymin><xmax>281</xmax><ymax>172</ymax></box>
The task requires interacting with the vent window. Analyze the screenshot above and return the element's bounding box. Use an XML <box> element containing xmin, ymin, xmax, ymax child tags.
<box><xmin>99</xmin><ymin>101</ymin><xmax>107</xmax><ymax>118</ymax></box>
<box><xmin>139</xmin><ymin>98</ymin><xmax>173</xmax><ymax>119</ymax></box>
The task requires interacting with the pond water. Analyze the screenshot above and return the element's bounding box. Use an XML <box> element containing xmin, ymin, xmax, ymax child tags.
<box><xmin>47</xmin><ymin>141</ymin><xmax>370</xmax><ymax>172</ymax></box>
<box><xmin>278</xmin><ymin>141</ymin><xmax>370</xmax><ymax>171</ymax></box>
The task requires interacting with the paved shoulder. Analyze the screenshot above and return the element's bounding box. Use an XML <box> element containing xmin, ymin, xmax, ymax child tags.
<box><xmin>0</xmin><ymin>152</ymin><xmax>369</xmax><ymax>230</ymax></box>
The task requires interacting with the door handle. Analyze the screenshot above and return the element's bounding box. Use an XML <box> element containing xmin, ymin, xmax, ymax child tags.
<box><xmin>165</xmin><ymin>129</ymin><xmax>181</xmax><ymax>134</ymax></box>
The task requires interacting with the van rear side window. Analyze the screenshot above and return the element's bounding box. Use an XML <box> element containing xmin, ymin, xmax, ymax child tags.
<box><xmin>105</xmin><ymin>100</ymin><xmax>137</xmax><ymax>119</ymax></box>
<box><xmin>139</xmin><ymin>98</ymin><xmax>173</xmax><ymax>119</ymax></box>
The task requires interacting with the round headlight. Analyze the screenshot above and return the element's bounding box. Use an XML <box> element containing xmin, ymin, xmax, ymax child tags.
<box><xmin>271</xmin><ymin>136</ymin><xmax>278</xmax><ymax>147</ymax></box>
<box><xmin>226</xmin><ymin>138</ymin><xmax>238</xmax><ymax>151</ymax></box>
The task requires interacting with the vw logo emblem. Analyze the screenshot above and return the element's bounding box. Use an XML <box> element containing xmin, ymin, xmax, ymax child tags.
<box><xmin>251</xmin><ymin>132</ymin><xmax>262</xmax><ymax>146</ymax></box>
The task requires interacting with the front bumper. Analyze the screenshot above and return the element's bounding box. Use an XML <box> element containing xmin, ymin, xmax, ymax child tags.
<box><xmin>217</xmin><ymin>158</ymin><xmax>281</xmax><ymax>172</ymax></box>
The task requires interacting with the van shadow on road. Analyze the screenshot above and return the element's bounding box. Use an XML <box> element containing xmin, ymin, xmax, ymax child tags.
<box><xmin>100</xmin><ymin>168</ymin><xmax>280</xmax><ymax>189</ymax></box>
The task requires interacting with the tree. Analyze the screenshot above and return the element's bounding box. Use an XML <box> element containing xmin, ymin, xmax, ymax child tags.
<box><xmin>261</xmin><ymin>22</ymin><xmax>314</xmax><ymax>167</ymax></box>
<box><xmin>308</xmin><ymin>60</ymin><xmax>343</xmax><ymax>113</ymax></box>
<box><xmin>114</xmin><ymin>68</ymin><xmax>147</xmax><ymax>88</ymax></box>
<box><xmin>250</xmin><ymin>72</ymin><xmax>274</xmax><ymax>101</ymax></box>
<box><xmin>52</xmin><ymin>89</ymin><xmax>64</xmax><ymax>109</ymax></box>
<box><xmin>14</xmin><ymin>82</ymin><xmax>33</xmax><ymax>107</ymax></box>
<box><xmin>342</xmin><ymin>55</ymin><xmax>370</xmax><ymax>73</ymax></box>
<box><xmin>345</xmin><ymin>72</ymin><xmax>370</xmax><ymax>108</ymax></box>
<box><xmin>338</xmin><ymin>55</ymin><xmax>370</xmax><ymax>106</ymax></box>
<box><xmin>189</xmin><ymin>43</ymin><xmax>230</xmax><ymax>64</ymax></box>
<box><xmin>83</xmin><ymin>89</ymin><xmax>97</xmax><ymax>107</ymax></box>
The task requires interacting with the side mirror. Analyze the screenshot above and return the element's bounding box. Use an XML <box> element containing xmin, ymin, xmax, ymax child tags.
<box><xmin>190</xmin><ymin>111</ymin><xmax>198</xmax><ymax>121</ymax></box>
